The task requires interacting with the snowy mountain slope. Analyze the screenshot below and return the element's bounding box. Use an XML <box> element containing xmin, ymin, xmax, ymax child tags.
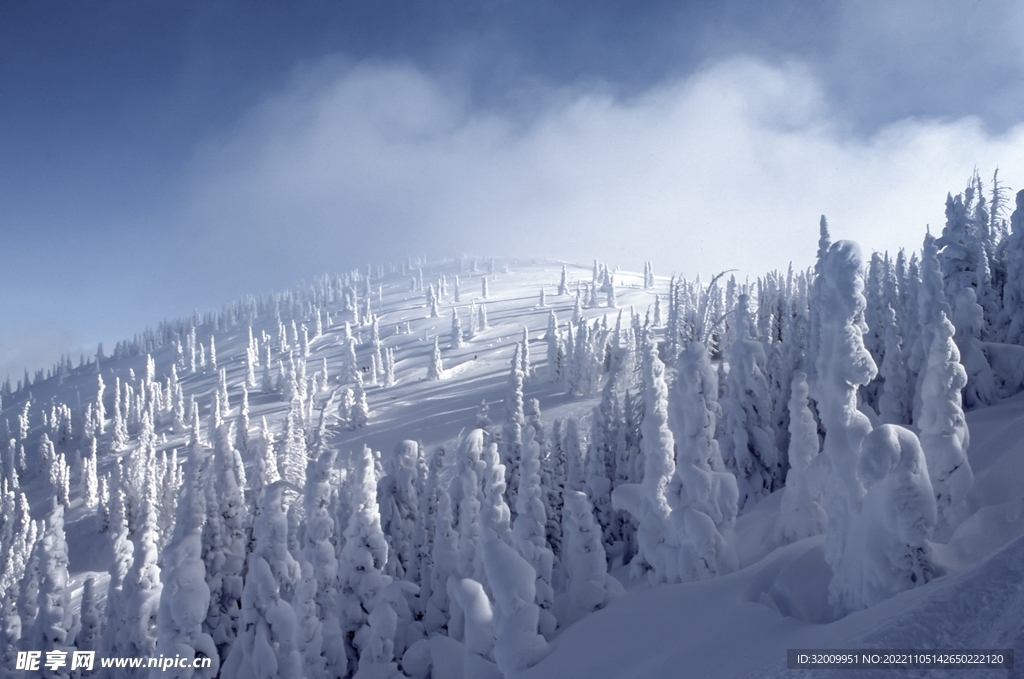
<box><xmin>3</xmin><ymin>215</ymin><xmax>1024</xmax><ymax>679</ymax></box>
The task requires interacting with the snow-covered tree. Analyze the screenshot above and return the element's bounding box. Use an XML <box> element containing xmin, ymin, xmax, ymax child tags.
<box><xmin>155</xmin><ymin>448</ymin><xmax>219</xmax><ymax>679</ymax></box>
<box><xmin>480</xmin><ymin>438</ymin><xmax>512</xmax><ymax>546</ymax></box>
<box><xmin>427</xmin><ymin>338</ymin><xmax>445</xmax><ymax>381</ymax></box>
<box><xmin>379</xmin><ymin>441</ymin><xmax>420</xmax><ymax>580</ymax></box>
<box><xmin>448</xmin><ymin>578</ymin><xmax>499</xmax><ymax>679</ymax></box>
<box><xmin>511</xmin><ymin>426</ymin><xmax>555</xmax><ymax>636</ymax></box>
<box><xmin>482</xmin><ymin>537</ymin><xmax>549</xmax><ymax>675</ymax></box>
<box><xmin>546</xmin><ymin>311</ymin><xmax>561</xmax><ymax>383</ymax></box>
<box><xmin>279</xmin><ymin>399</ymin><xmax>308</xmax><ymax>491</ymax></box>
<box><xmin>877</xmin><ymin>305</ymin><xmax>912</xmax><ymax>425</ymax></box>
<box><xmin>775</xmin><ymin>372</ymin><xmax>827</xmax><ymax>543</ymax></box>
<box><xmin>918</xmin><ymin>311</ymin><xmax>973</xmax><ymax>536</ymax></box>
<box><xmin>555</xmin><ymin>490</ymin><xmax>625</xmax><ymax>627</ymax></box>
<box><xmin>666</xmin><ymin>341</ymin><xmax>740</xmax><ymax>579</ymax></box>
<box><xmin>451</xmin><ymin>309</ymin><xmax>464</xmax><ymax>350</ymax></box>
<box><xmin>719</xmin><ymin>294</ymin><xmax>779</xmax><ymax>511</ymax></box>
<box><xmin>845</xmin><ymin>424</ymin><xmax>936</xmax><ymax>611</ymax></box>
<box><xmin>221</xmin><ymin>482</ymin><xmax>303</xmax><ymax>679</ymax></box>
<box><xmin>998</xmin><ymin>190</ymin><xmax>1024</xmax><ymax>344</ymax></box>
<box><xmin>951</xmin><ymin>287</ymin><xmax>997</xmax><ymax>408</ymax></box>
<box><xmin>121</xmin><ymin>500</ymin><xmax>163</xmax><ymax>661</ymax></box>
<box><xmin>611</xmin><ymin>334</ymin><xmax>680</xmax><ymax>584</ymax></box>
<box><xmin>423</xmin><ymin>486</ymin><xmax>458</xmax><ymax>636</ymax></box>
<box><xmin>27</xmin><ymin>501</ymin><xmax>75</xmax><ymax>678</ymax></box>
<box><xmin>203</xmin><ymin>423</ymin><xmax>249</xmax><ymax>656</ymax></box>
<box><xmin>77</xmin><ymin>577</ymin><xmax>102</xmax><ymax>652</ymax></box>
<box><xmin>343</xmin><ymin>337</ymin><xmax>360</xmax><ymax>384</ymax></box>
<box><xmin>815</xmin><ymin>240</ymin><xmax>892</xmax><ymax>615</ymax></box>
<box><xmin>82</xmin><ymin>437</ymin><xmax>99</xmax><ymax>509</ymax></box>
<box><xmin>294</xmin><ymin>561</ymin><xmax>326</xmax><ymax>679</ymax></box>
<box><xmin>339</xmin><ymin>446</ymin><xmax>391</xmax><ymax>676</ymax></box>
<box><xmin>301</xmin><ymin>448</ymin><xmax>345</xmax><ymax>678</ymax></box>
<box><xmin>102</xmin><ymin>483</ymin><xmax>135</xmax><ymax>665</ymax></box>
<box><xmin>351</xmin><ymin>376</ymin><xmax>370</xmax><ymax>429</ymax></box>
<box><xmin>910</xmin><ymin>232</ymin><xmax>950</xmax><ymax>425</ymax></box>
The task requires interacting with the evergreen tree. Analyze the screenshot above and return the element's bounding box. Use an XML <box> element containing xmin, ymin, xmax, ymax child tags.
<box><xmin>555</xmin><ymin>490</ymin><xmax>625</xmax><ymax>627</ymax></box>
<box><xmin>339</xmin><ymin>446</ymin><xmax>391</xmax><ymax>676</ymax></box>
<box><xmin>611</xmin><ymin>334</ymin><xmax>680</xmax><ymax>584</ymax></box>
<box><xmin>877</xmin><ymin>305</ymin><xmax>912</xmax><ymax>425</ymax></box>
<box><xmin>302</xmin><ymin>448</ymin><xmax>345</xmax><ymax>678</ymax></box>
<box><xmin>279</xmin><ymin>400</ymin><xmax>308</xmax><ymax>491</ymax></box>
<box><xmin>220</xmin><ymin>482</ymin><xmax>304</xmax><ymax>679</ymax></box>
<box><xmin>351</xmin><ymin>376</ymin><xmax>370</xmax><ymax>429</ymax></box>
<box><xmin>775</xmin><ymin>372</ymin><xmax>827</xmax><ymax>543</ymax></box>
<box><xmin>379</xmin><ymin>441</ymin><xmax>420</xmax><ymax>580</ymax></box>
<box><xmin>511</xmin><ymin>426</ymin><xmax>556</xmax><ymax>637</ymax></box>
<box><xmin>203</xmin><ymin>423</ymin><xmax>249</xmax><ymax>657</ymax></box>
<box><xmin>121</xmin><ymin>500</ymin><xmax>163</xmax><ymax>662</ymax></box>
<box><xmin>28</xmin><ymin>501</ymin><xmax>75</xmax><ymax>678</ymax></box>
<box><xmin>483</xmin><ymin>537</ymin><xmax>549</xmax><ymax>675</ymax></box>
<box><xmin>155</xmin><ymin>448</ymin><xmax>219</xmax><ymax>679</ymax></box>
<box><xmin>919</xmin><ymin>312</ymin><xmax>973</xmax><ymax>537</ymax></box>
<box><xmin>666</xmin><ymin>341</ymin><xmax>740</xmax><ymax>579</ymax></box>
<box><xmin>719</xmin><ymin>294</ymin><xmax>779</xmax><ymax>510</ymax></box>
<box><xmin>427</xmin><ymin>338</ymin><xmax>445</xmax><ymax>381</ymax></box>
<box><xmin>451</xmin><ymin>309</ymin><xmax>464</xmax><ymax>350</ymax></box>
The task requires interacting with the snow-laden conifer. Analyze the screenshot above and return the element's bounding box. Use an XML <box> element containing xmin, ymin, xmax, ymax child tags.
<box><xmin>512</xmin><ymin>425</ymin><xmax>556</xmax><ymax>636</ymax></box>
<box><xmin>998</xmin><ymin>190</ymin><xmax>1024</xmax><ymax>343</ymax></box>
<box><xmin>909</xmin><ymin>232</ymin><xmax>950</xmax><ymax>424</ymax></box>
<box><xmin>480</xmin><ymin>438</ymin><xmax>513</xmax><ymax>545</ymax></box>
<box><xmin>423</xmin><ymin>486</ymin><xmax>458</xmax><ymax>636</ymax></box>
<box><xmin>203</xmin><ymin>423</ymin><xmax>248</xmax><ymax>656</ymax></box>
<box><xmin>666</xmin><ymin>341</ymin><xmax>740</xmax><ymax>579</ymax></box>
<box><xmin>483</xmin><ymin>537</ymin><xmax>549</xmax><ymax>675</ymax></box>
<box><xmin>815</xmin><ymin>240</ymin><xmax>891</xmax><ymax>615</ymax></box>
<box><xmin>877</xmin><ymin>305</ymin><xmax>912</xmax><ymax>425</ymax></box>
<box><xmin>77</xmin><ymin>577</ymin><xmax>102</xmax><ymax>652</ymax></box>
<box><xmin>843</xmin><ymin>423</ymin><xmax>936</xmax><ymax>611</ymax></box>
<box><xmin>379</xmin><ymin>441</ymin><xmax>420</xmax><ymax>580</ymax></box>
<box><xmin>555</xmin><ymin>490</ymin><xmax>625</xmax><ymax>627</ymax></box>
<box><xmin>343</xmin><ymin>337</ymin><xmax>360</xmax><ymax>384</ymax></box>
<box><xmin>451</xmin><ymin>309</ymin><xmax>464</xmax><ymax>350</ymax></box>
<box><xmin>951</xmin><ymin>287</ymin><xmax>997</xmax><ymax>408</ymax></box>
<box><xmin>339</xmin><ymin>446</ymin><xmax>391</xmax><ymax>675</ymax></box>
<box><xmin>154</xmin><ymin>447</ymin><xmax>219</xmax><ymax>679</ymax></box>
<box><xmin>120</xmin><ymin>499</ymin><xmax>163</xmax><ymax>661</ymax></box>
<box><xmin>611</xmin><ymin>334</ymin><xmax>680</xmax><ymax>584</ymax></box>
<box><xmin>427</xmin><ymin>337</ymin><xmax>445</xmax><ymax>381</ymax></box>
<box><xmin>101</xmin><ymin>484</ymin><xmax>135</xmax><ymax>665</ymax></box>
<box><xmin>27</xmin><ymin>501</ymin><xmax>76</xmax><ymax>674</ymax></box>
<box><xmin>279</xmin><ymin>399</ymin><xmax>308</xmax><ymax>491</ymax></box>
<box><xmin>295</xmin><ymin>561</ymin><xmax>326</xmax><ymax>679</ymax></box>
<box><xmin>918</xmin><ymin>311</ymin><xmax>973</xmax><ymax>536</ymax></box>
<box><xmin>719</xmin><ymin>294</ymin><xmax>779</xmax><ymax>511</ymax></box>
<box><xmin>220</xmin><ymin>481</ymin><xmax>304</xmax><ymax>679</ymax></box>
<box><xmin>775</xmin><ymin>371</ymin><xmax>827</xmax><ymax>543</ymax></box>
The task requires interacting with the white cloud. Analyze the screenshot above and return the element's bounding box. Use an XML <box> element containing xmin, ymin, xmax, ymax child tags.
<box><xmin>186</xmin><ymin>55</ymin><xmax>1024</xmax><ymax>284</ymax></box>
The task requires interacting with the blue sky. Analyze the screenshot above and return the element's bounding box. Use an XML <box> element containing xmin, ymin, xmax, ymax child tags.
<box><xmin>4</xmin><ymin>0</ymin><xmax>1024</xmax><ymax>382</ymax></box>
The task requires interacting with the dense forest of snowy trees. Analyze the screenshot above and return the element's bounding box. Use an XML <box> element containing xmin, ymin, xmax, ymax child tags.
<box><xmin>1</xmin><ymin>173</ymin><xmax>1023</xmax><ymax>677</ymax></box>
